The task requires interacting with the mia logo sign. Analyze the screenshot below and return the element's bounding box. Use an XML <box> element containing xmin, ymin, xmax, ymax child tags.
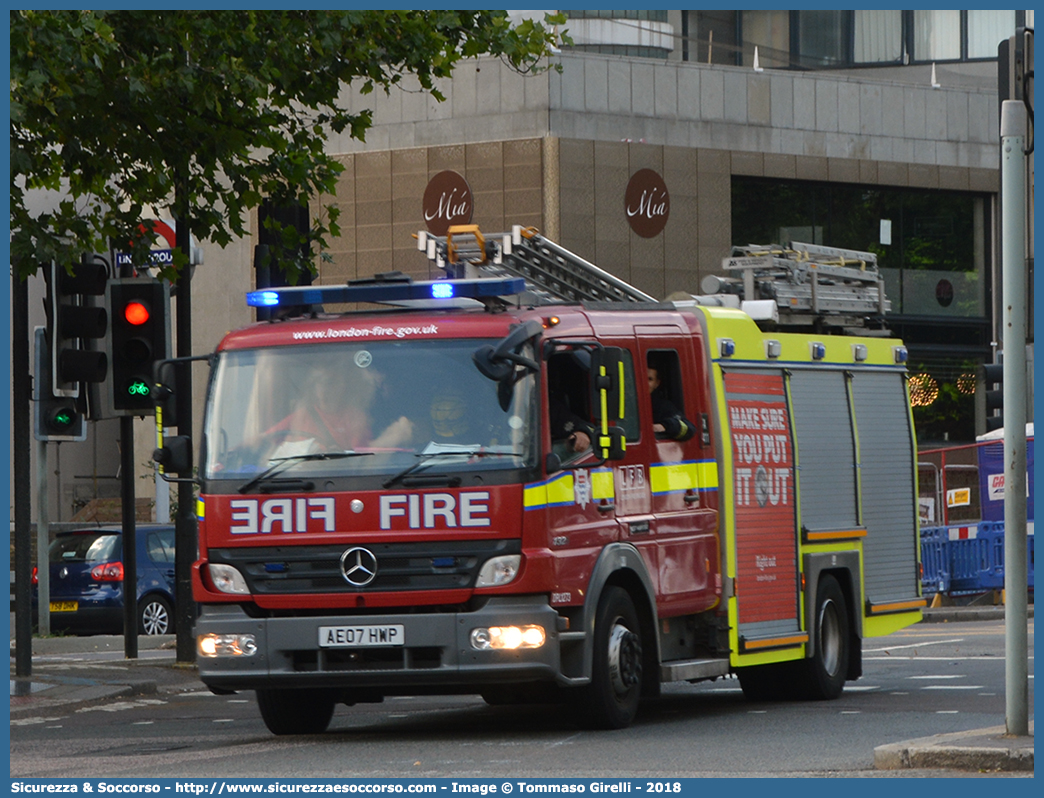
<box><xmin>423</xmin><ymin>171</ymin><xmax>474</xmax><ymax>236</ymax></box>
<box><xmin>624</xmin><ymin>169</ymin><xmax>670</xmax><ymax>237</ymax></box>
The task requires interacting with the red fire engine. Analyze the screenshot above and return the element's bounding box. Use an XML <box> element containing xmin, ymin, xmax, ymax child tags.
<box><xmin>158</xmin><ymin>227</ymin><xmax>925</xmax><ymax>734</ymax></box>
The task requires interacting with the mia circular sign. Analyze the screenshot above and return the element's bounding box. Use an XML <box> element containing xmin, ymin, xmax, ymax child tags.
<box><xmin>625</xmin><ymin>169</ymin><xmax>670</xmax><ymax>238</ymax></box>
<box><xmin>423</xmin><ymin>171</ymin><xmax>473</xmax><ymax>236</ymax></box>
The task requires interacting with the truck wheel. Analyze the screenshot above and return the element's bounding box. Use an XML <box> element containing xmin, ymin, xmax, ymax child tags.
<box><xmin>800</xmin><ymin>574</ymin><xmax>849</xmax><ymax>700</ymax></box>
<box><xmin>138</xmin><ymin>595</ymin><xmax>172</xmax><ymax>636</ymax></box>
<box><xmin>256</xmin><ymin>688</ymin><xmax>336</xmax><ymax>735</ymax></box>
<box><xmin>580</xmin><ymin>586</ymin><xmax>643</xmax><ymax>729</ymax></box>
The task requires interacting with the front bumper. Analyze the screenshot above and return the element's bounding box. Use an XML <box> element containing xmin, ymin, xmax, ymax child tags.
<box><xmin>195</xmin><ymin>595</ymin><xmax>564</xmax><ymax>693</ymax></box>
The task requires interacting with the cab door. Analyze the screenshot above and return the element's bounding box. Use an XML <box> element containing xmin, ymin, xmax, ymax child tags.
<box><xmin>636</xmin><ymin>325</ymin><xmax>719</xmax><ymax>615</ymax></box>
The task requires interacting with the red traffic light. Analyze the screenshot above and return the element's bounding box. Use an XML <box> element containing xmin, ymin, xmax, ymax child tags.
<box><xmin>124</xmin><ymin>301</ymin><xmax>150</xmax><ymax>326</ymax></box>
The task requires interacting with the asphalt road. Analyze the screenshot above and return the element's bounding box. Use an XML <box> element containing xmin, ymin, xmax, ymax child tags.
<box><xmin>9</xmin><ymin>619</ymin><xmax>1033</xmax><ymax>778</ymax></box>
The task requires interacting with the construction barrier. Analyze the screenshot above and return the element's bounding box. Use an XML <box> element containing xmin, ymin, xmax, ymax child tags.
<box><xmin>921</xmin><ymin>521</ymin><xmax>1035</xmax><ymax>597</ymax></box>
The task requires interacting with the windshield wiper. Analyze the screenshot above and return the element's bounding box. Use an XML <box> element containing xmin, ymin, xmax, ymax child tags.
<box><xmin>238</xmin><ymin>451</ymin><xmax>373</xmax><ymax>494</ymax></box>
<box><xmin>382</xmin><ymin>444</ymin><xmax>520</xmax><ymax>489</ymax></box>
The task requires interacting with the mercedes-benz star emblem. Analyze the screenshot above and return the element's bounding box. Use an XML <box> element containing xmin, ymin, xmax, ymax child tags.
<box><xmin>339</xmin><ymin>547</ymin><xmax>378</xmax><ymax>587</ymax></box>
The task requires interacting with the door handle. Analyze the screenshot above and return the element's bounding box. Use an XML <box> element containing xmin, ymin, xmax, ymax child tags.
<box><xmin>684</xmin><ymin>493</ymin><xmax>700</xmax><ymax>504</ymax></box>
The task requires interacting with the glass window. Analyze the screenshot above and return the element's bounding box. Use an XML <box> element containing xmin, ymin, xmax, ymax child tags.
<box><xmin>694</xmin><ymin>10</ymin><xmax>738</xmax><ymax>66</ymax></box>
<box><xmin>730</xmin><ymin>177</ymin><xmax>988</xmax><ymax>319</ymax></box>
<box><xmin>913</xmin><ymin>10</ymin><xmax>961</xmax><ymax>61</ymax></box>
<box><xmin>50</xmin><ymin>533</ymin><xmax>120</xmax><ymax>564</ymax></box>
<box><xmin>146</xmin><ymin>531</ymin><xmax>175</xmax><ymax>564</ymax></box>
<box><xmin>742</xmin><ymin>10</ymin><xmax>789</xmax><ymax>68</ymax></box>
<box><xmin>854</xmin><ymin>10</ymin><xmax>902</xmax><ymax>63</ymax></box>
<box><xmin>203</xmin><ymin>340</ymin><xmax>537</xmax><ymax>481</ymax></box>
<box><xmin>967</xmin><ymin>10</ymin><xmax>1016</xmax><ymax>59</ymax></box>
<box><xmin>798</xmin><ymin>10</ymin><xmax>848</xmax><ymax>67</ymax></box>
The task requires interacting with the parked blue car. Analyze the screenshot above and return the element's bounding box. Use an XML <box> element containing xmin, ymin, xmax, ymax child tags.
<box><xmin>37</xmin><ymin>525</ymin><xmax>176</xmax><ymax>635</ymax></box>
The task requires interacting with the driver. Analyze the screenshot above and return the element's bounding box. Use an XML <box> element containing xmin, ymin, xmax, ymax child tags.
<box><xmin>266</xmin><ymin>363</ymin><xmax>413</xmax><ymax>453</ymax></box>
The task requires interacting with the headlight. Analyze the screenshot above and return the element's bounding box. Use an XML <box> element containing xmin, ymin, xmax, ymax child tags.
<box><xmin>470</xmin><ymin>625</ymin><xmax>546</xmax><ymax>650</ymax></box>
<box><xmin>207</xmin><ymin>563</ymin><xmax>250</xmax><ymax>595</ymax></box>
<box><xmin>198</xmin><ymin>633</ymin><xmax>257</xmax><ymax>658</ymax></box>
<box><xmin>476</xmin><ymin>554</ymin><xmax>521</xmax><ymax>587</ymax></box>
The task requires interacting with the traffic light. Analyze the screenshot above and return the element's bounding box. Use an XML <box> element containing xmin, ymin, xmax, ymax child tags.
<box><xmin>981</xmin><ymin>362</ymin><xmax>1004</xmax><ymax>433</ymax></box>
<box><xmin>47</xmin><ymin>260</ymin><xmax>109</xmax><ymax>397</ymax></box>
<box><xmin>34</xmin><ymin>328</ymin><xmax>86</xmax><ymax>441</ymax></box>
<box><xmin>106</xmin><ymin>278</ymin><xmax>171</xmax><ymax>415</ymax></box>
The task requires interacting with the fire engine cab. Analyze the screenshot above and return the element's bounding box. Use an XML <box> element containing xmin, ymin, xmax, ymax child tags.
<box><xmin>163</xmin><ymin>226</ymin><xmax>925</xmax><ymax>735</ymax></box>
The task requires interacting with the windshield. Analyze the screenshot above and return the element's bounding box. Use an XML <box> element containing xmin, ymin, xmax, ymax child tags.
<box><xmin>203</xmin><ymin>338</ymin><xmax>537</xmax><ymax>482</ymax></box>
<box><xmin>50</xmin><ymin>533</ymin><xmax>120</xmax><ymax>564</ymax></box>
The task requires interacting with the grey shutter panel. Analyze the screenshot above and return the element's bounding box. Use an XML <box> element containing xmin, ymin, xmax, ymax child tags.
<box><xmin>789</xmin><ymin>370</ymin><xmax>858</xmax><ymax>532</ymax></box>
<box><xmin>851</xmin><ymin>371</ymin><xmax>919</xmax><ymax>601</ymax></box>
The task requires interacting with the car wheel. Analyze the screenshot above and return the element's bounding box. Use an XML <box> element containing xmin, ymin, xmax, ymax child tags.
<box><xmin>578</xmin><ymin>586</ymin><xmax>643</xmax><ymax>729</ymax></box>
<box><xmin>257</xmin><ymin>689</ymin><xmax>336</xmax><ymax>735</ymax></box>
<box><xmin>138</xmin><ymin>595</ymin><xmax>172</xmax><ymax>636</ymax></box>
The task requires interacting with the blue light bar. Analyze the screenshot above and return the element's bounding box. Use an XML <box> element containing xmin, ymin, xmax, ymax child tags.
<box><xmin>246</xmin><ymin>277</ymin><xmax>525</xmax><ymax>308</ymax></box>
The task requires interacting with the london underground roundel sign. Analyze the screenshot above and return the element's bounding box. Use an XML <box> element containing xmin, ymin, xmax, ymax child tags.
<box><xmin>625</xmin><ymin>169</ymin><xmax>670</xmax><ymax>238</ymax></box>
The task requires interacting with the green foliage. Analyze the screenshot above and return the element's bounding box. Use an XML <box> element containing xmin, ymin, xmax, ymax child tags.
<box><xmin>11</xmin><ymin>10</ymin><xmax>567</xmax><ymax>282</ymax></box>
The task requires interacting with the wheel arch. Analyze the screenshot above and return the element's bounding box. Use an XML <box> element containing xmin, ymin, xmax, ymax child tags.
<box><xmin>802</xmin><ymin>552</ymin><xmax>862</xmax><ymax>678</ymax></box>
<box><xmin>579</xmin><ymin>543</ymin><xmax>660</xmax><ymax>695</ymax></box>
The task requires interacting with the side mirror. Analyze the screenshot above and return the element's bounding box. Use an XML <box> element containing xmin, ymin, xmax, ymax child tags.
<box><xmin>589</xmin><ymin>346</ymin><xmax>625</xmax><ymax>424</ymax></box>
<box><xmin>597</xmin><ymin>425</ymin><xmax>627</xmax><ymax>461</ymax></box>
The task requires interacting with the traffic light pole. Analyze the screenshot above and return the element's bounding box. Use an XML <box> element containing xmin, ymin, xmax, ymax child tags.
<box><xmin>13</xmin><ymin>270</ymin><xmax>33</xmax><ymax>679</ymax></box>
<box><xmin>999</xmin><ymin>99</ymin><xmax>1029</xmax><ymax>738</ymax></box>
<box><xmin>117</xmin><ymin>259</ymin><xmax>139</xmax><ymax>659</ymax></box>
<box><xmin>121</xmin><ymin>414</ymin><xmax>138</xmax><ymax>659</ymax></box>
<box><xmin>174</xmin><ymin>176</ymin><xmax>197</xmax><ymax>666</ymax></box>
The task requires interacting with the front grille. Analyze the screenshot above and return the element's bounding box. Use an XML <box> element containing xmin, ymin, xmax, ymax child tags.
<box><xmin>209</xmin><ymin>539</ymin><xmax>520</xmax><ymax>594</ymax></box>
<box><xmin>293</xmin><ymin>646</ymin><xmax>442</xmax><ymax>672</ymax></box>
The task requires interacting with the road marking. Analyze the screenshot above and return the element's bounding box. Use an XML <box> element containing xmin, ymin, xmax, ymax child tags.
<box><xmin>227</xmin><ymin>699</ymin><xmax>249</xmax><ymax>703</ymax></box>
<box><xmin>843</xmin><ymin>685</ymin><xmax>880</xmax><ymax>692</ymax></box>
<box><xmin>840</xmin><ymin>711</ymin><xmax>861</xmax><ymax>714</ymax></box>
<box><xmin>908</xmin><ymin>674</ymin><xmax>965</xmax><ymax>679</ymax></box>
<box><xmin>921</xmin><ymin>685</ymin><xmax>984</xmax><ymax>690</ymax></box>
<box><xmin>866</xmin><ymin>655</ymin><xmax>1023</xmax><ymax>661</ymax></box>
<box><xmin>213</xmin><ymin>718</ymin><xmax>235</xmax><ymax>723</ymax></box>
<box><xmin>864</xmin><ymin>638</ymin><xmax>962</xmax><ymax>653</ymax></box>
<box><xmin>748</xmin><ymin>710</ymin><xmax>768</xmax><ymax>714</ymax></box>
<box><xmin>890</xmin><ymin>692</ymin><xmax>909</xmax><ymax>695</ymax></box>
<box><xmin>936</xmin><ymin>710</ymin><xmax>960</xmax><ymax>714</ymax></box>
<box><xmin>76</xmin><ymin>699</ymin><xmax>166</xmax><ymax>713</ymax></box>
<box><xmin>10</xmin><ymin>716</ymin><xmax>66</xmax><ymax>727</ymax></box>
<box><xmin>132</xmin><ymin>721</ymin><xmax>154</xmax><ymax>726</ymax></box>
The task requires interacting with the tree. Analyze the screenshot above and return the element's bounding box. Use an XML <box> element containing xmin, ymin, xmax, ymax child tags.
<box><xmin>10</xmin><ymin>10</ymin><xmax>566</xmax><ymax>280</ymax></box>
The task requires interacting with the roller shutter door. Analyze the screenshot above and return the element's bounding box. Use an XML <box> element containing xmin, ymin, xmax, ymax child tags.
<box><xmin>851</xmin><ymin>371</ymin><xmax>919</xmax><ymax>602</ymax></box>
<box><xmin>788</xmin><ymin>370</ymin><xmax>858</xmax><ymax>533</ymax></box>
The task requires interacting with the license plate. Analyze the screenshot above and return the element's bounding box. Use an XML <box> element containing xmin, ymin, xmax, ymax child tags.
<box><xmin>318</xmin><ymin>625</ymin><xmax>404</xmax><ymax>648</ymax></box>
<box><xmin>50</xmin><ymin>601</ymin><xmax>78</xmax><ymax>612</ymax></box>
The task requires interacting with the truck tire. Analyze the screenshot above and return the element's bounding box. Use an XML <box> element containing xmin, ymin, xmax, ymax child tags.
<box><xmin>256</xmin><ymin>688</ymin><xmax>336</xmax><ymax>735</ymax></box>
<box><xmin>138</xmin><ymin>595</ymin><xmax>172</xmax><ymax>636</ymax></box>
<box><xmin>800</xmin><ymin>574</ymin><xmax>849</xmax><ymax>700</ymax></box>
<box><xmin>579</xmin><ymin>586</ymin><xmax>643</xmax><ymax>729</ymax></box>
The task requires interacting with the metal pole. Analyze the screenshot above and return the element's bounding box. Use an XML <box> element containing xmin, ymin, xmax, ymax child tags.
<box><xmin>999</xmin><ymin>99</ymin><xmax>1028</xmax><ymax>737</ymax></box>
<box><xmin>121</xmin><ymin>415</ymin><xmax>138</xmax><ymax>658</ymax></box>
<box><xmin>13</xmin><ymin>270</ymin><xmax>33</xmax><ymax>677</ymax></box>
<box><xmin>36</xmin><ymin>440</ymin><xmax>50</xmax><ymax>637</ymax></box>
<box><xmin>174</xmin><ymin>170</ymin><xmax>197</xmax><ymax>665</ymax></box>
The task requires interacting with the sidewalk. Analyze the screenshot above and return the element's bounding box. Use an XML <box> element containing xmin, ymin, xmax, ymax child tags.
<box><xmin>10</xmin><ymin>609</ymin><xmax>1034</xmax><ymax>772</ymax></box>
<box><xmin>10</xmin><ymin>634</ymin><xmax>201</xmax><ymax>717</ymax></box>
